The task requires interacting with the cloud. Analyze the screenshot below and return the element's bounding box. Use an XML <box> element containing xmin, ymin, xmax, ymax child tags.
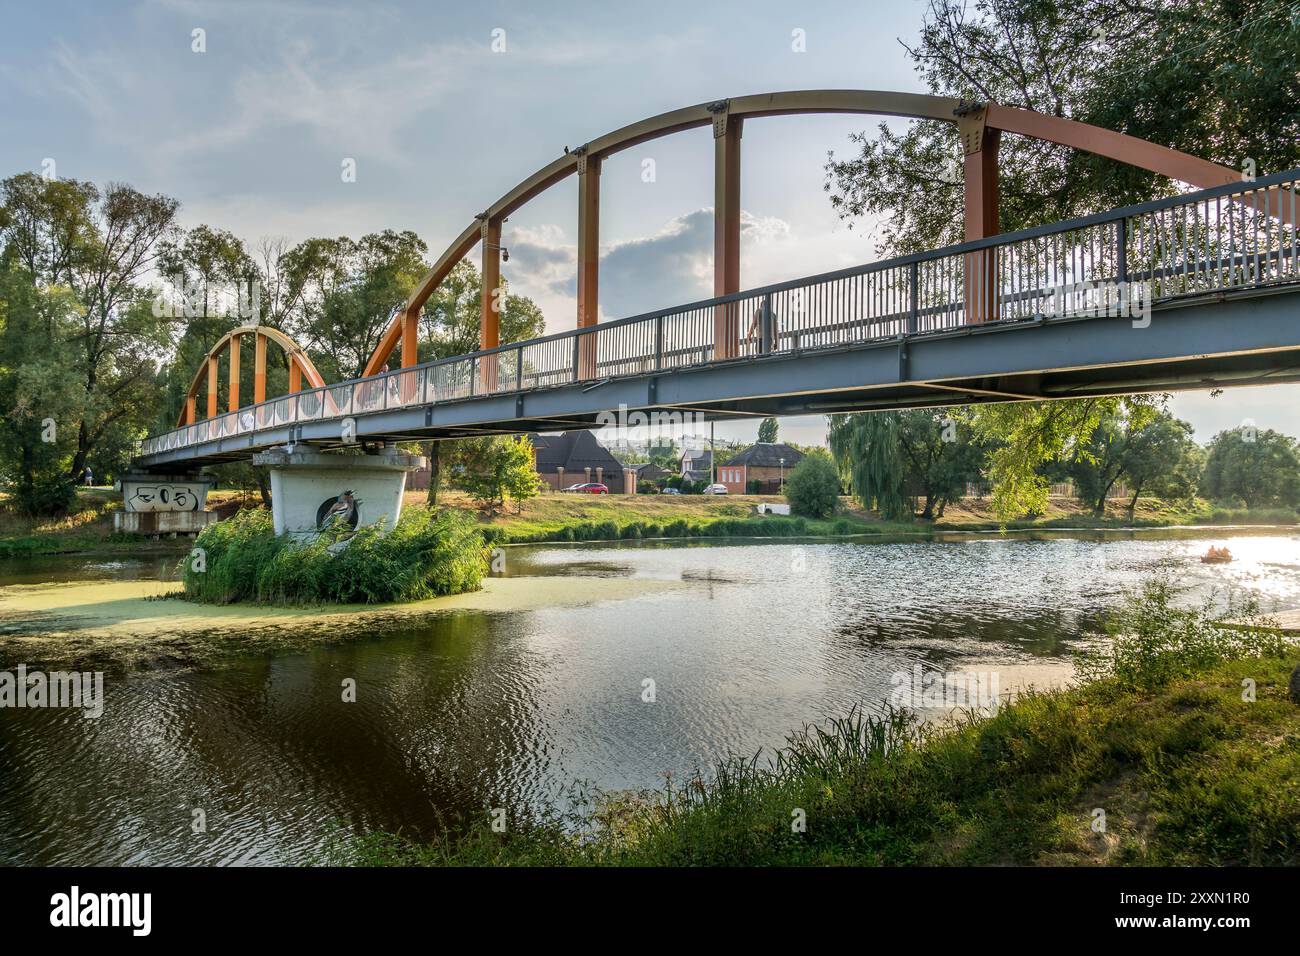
<box><xmin>504</xmin><ymin>208</ymin><xmax>798</xmax><ymax>324</ymax></box>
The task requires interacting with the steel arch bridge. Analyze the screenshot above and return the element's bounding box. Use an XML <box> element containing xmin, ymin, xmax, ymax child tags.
<box><xmin>139</xmin><ymin>90</ymin><xmax>1300</xmax><ymax>471</ymax></box>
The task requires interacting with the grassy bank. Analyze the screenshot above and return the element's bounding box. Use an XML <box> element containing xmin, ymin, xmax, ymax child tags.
<box><xmin>3</xmin><ymin>487</ymin><xmax>1294</xmax><ymax>559</ymax></box>
<box><xmin>0</xmin><ymin>487</ymin><xmax>250</xmax><ymax>558</ymax></box>
<box><xmin>422</xmin><ymin>490</ymin><xmax>1298</xmax><ymax>545</ymax></box>
<box><xmin>328</xmin><ymin>580</ymin><xmax>1300</xmax><ymax>866</ymax></box>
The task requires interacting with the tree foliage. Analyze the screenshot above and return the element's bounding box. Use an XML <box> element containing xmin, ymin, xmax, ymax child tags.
<box><xmin>784</xmin><ymin>449</ymin><xmax>841</xmax><ymax>519</ymax></box>
<box><xmin>454</xmin><ymin>435</ymin><xmax>543</xmax><ymax>513</ymax></box>
<box><xmin>1199</xmin><ymin>427</ymin><xmax>1300</xmax><ymax>509</ymax></box>
<box><xmin>829</xmin><ymin>409</ymin><xmax>983</xmax><ymax>520</ymax></box>
<box><xmin>0</xmin><ymin>173</ymin><xmax>179</xmax><ymax>510</ymax></box>
<box><xmin>1070</xmin><ymin>410</ymin><xmax>1200</xmax><ymax>515</ymax></box>
<box><xmin>825</xmin><ymin>0</ymin><xmax>1300</xmax><ymax>254</ymax></box>
<box><xmin>757</xmin><ymin>417</ymin><xmax>778</xmax><ymax>444</ymax></box>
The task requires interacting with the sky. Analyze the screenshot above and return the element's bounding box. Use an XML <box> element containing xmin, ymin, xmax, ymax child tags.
<box><xmin>2</xmin><ymin>0</ymin><xmax>1296</xmax><ymax>446</ymax></box>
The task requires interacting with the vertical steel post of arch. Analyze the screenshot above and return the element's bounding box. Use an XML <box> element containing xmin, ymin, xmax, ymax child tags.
<box><xmin>713</xmin><ymin>105</ymin><xmax>742</xmax><ymax>359</ymax></box>
<box><xmin>400</xmin><ymin>307</ymin><xmax>419</xmax><ymax>368</ymax></box>
<box><xmin>254</xmin><ymin>331</ymin><xmax>268</xmax><ymax>405</ymax></box>
<box><xmin>959</xmin><ymin>105</ymin><xmax>1001</xmax><ymax>323</ymax></box>
<box><xmin>399</xmin><ymin>304</ymin><xmax>421</xmax><ymax>401</ymax></box>
<box><xmin>228</xmin><ymin>332</ymin><xmax>241</xmax><ymax>412</ymax></box>
<box><xmin>576</xmin><ymin>151</ymin><xmax>601</xmax><ymax>379</ymax></box>
<box><xmin>480</xmin><ymin>217</ymin><xmax>502</xmax><ymax>390</ymax></box>
<box><xmin>205</xmin><ymin>354</ymin><xmax>218</xmax><ymax>420</ymax></box>
<box><xmin>286</xmin><ymin>355</ymin><xmax>302</xmax><ymax>420</ymax></box>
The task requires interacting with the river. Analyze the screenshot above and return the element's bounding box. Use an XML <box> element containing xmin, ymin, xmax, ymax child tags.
<box><xmin>1</xmin><ymin>528</ymin><xmax>1297</xmax><ymax>865</ymax></box>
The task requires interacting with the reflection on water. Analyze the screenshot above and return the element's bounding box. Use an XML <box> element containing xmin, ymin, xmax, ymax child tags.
<box><xmin>1</xmin><ymin>529</ymin><xmax>1297</xmax><ymax>865</ymax></box>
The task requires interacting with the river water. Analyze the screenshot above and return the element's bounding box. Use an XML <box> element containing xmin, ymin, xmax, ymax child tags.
<box><xmin>1</xmin><ymin>528</ymin><xmax>1297</xmax><ymax>865</ymax></box>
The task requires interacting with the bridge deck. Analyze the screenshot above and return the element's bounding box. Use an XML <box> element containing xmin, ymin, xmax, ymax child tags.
<box><xmin>135</xmin><ymin>171</ymin><xmax>1300</xmax><ymax>472</ymax></box>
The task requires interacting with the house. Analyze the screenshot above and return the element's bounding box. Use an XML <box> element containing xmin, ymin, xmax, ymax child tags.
<box><xmin>679</xmin><ymin>449</ymin><xmax>712</xmax><ymax>483</ymax></box>
<box><xmin>628</xmin><ymin>462</ymin><xmax>670</xmax><ymax>486</ymax></box>
<box><xmin>717</xmin><ymin>442</ymin><xmax>805</xmax><ymax>494</ymax></box>
<box><xmin>527</xmin><ymin>431</ymin><xmax>626</xmax><ymax>492</ymax></box>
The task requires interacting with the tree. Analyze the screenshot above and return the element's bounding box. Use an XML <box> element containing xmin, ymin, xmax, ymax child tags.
<box><xmin>286</xmin><ymin>230</ymin><xmax>429</xmax><ymax>381</ymax></box>
<box><xmin>825</xmin><ymin>0</ymin><xmax>1300</xmax><ymax>255</ymax></box>
<box><xmin>1121</xmin><ymin>414</ymin><xmax>1201</xmax><ymax>517</ymax></box>
<box><xmin>421</xmin><ymin>260</ymin><xmax>546</xmax><ymax>361</ymax></box>
<box><xmin>0</xmin><ymin>262</ymin><xmax>82</xmax><ymax>512</ymax></box>
<box><xmin>1200</xmin><ymin>427</ymin><xmax>1300</xmax><ymax>509</ymax></box>
<box><xmin>829</xmin><ymin>412</ymin><xmax>907</xmax><ymax>519</ymax></box>
<box><xmin>0</xmin><ymin>173</ymin><xmax>179</xmax><ymax>504</ymax></box>
<box><xmin>828</xmin><ymin>408</ymin><xmax>984</xmax><ymax>520</ymax></box>
<box><xmin>455</xmin><ymin>435</ymin><xmax>542</xmax><ymax>513</ymax></box>
<box><xmin>757</xmin><ymin>417</ymin><xmax>778</xmax><ymax>444</ymax></box>
<box><xmin>1069</xmin><ymin>409</ymin><xmax>1197</xmax><ymax>516</ymax></box>
<box><xmin>155</xmin><ymin>224</ymin><xmax>260</xmax><ymax>430</ymax></box>
<box><xmin>784</xmin><ymin>450</ymin><xmax>840</xmax><ymax>519</ymax></box>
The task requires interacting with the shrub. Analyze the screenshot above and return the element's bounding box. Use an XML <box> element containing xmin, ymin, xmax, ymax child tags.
<box><xmin>785</xmin><ymin>453</ymin><xmax>840</xmax><ymax>519</ymax></box>
<box><xmin>8</xmin><ymin>472</ymin><xmax>77</xmax><ymax>517</ymax></box>
<box><xmin>1076</xmin><ymin>576</ymin><xmax>1288</xmax><ymax>691</ymax></box>
<box><xmin>182</xmin><ymin>506</ymin><xmax>488</xmax><ymax>605</ymax></box>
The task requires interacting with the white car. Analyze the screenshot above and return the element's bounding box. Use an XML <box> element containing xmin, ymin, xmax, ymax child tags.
<box><xmin>703</xmin><ymin>483</ymin><xmax>729</xmax><ymax>495</ymax></box>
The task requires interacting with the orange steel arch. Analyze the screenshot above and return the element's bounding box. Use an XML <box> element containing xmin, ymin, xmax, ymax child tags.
<box><xmin>177</xmin><ymin>325</ymin><xmax>326</xmax><ymax>427</ymax></box>
<box><xmin>363</xmin><ymin>89</ymin><xmax>1244</xmax><ymax>377</ymax></box>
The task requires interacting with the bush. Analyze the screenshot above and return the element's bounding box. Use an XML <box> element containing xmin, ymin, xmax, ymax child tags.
<box><xmin>784</xmin><ymin>453</ymin><xmax>840</xmax><ymax>519</ymax></box>
<box><xmin>1076</xmin><ymin>576</ymin><xmax>1288</xmax><ymax>691</ymax></box>
<box><xmin>8</xmin><ymin>472</ymin><xmax>77</xmax><ymax>517</ymax></box>
<box><xmin>182</xmin><ymin>507</ymin><xmax>488</xmax><ymax>605</ymax></box>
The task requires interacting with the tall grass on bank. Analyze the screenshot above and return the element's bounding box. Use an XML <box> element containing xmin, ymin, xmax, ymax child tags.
<box><xmin>324</xmin><ymin>577</ymin><xmax>1300</xmax><ymax>866</ymax></box>
<box><xmin>182</xmin><ymin>507</ymin><xmax>488</xmax><ymax>605</ymax></box>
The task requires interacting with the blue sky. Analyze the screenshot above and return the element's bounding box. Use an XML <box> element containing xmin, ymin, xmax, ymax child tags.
<box><xmin>2</xmin><ymin>0</ymin><xmax>1295</xmax><ymax>445</ymax></box>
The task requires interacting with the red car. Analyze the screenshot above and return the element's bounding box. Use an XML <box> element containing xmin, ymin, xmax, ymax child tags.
<box><xmin>564</xmin><ymin>482</ymin><xmax>609</xmax><ymax>494</ymax></box>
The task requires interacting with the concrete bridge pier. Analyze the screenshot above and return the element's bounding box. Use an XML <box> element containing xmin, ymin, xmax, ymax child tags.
<box><xmin>252</xmin><ymin>446</ymin><xmax>425</xmax><ymax>538</ymax></box>
<box><xmin>115</xmin><ymin>472</ymin><xmax>217</xmax><ymax>536</ymax></box>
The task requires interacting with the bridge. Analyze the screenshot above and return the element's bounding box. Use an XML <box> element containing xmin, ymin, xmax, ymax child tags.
<box><xmin>124</xmin><ymin>90</ymin><xmax>1300</xmax><ymax>532</ymax></box>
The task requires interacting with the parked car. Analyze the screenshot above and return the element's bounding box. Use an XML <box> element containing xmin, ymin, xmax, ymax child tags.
<box><xmin>660</xmin><ymin>487</ymin><xmax>682</xmax><ymax>495</ymax></box>
<box><xmin>564</xmin><ymin>482</ymin><xmax>609</xmax><ymax>494</ymax></box>
<box><xmin>703</xmin><ymin>483</ymin><xmax>729</xmax><ymax>495</ymax></box>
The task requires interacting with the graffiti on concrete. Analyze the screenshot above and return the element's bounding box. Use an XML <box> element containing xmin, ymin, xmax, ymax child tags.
<box><xmin>124</xmin><ymin>483</ymin><xmax>205</xmax><ymax>513</ymax></box>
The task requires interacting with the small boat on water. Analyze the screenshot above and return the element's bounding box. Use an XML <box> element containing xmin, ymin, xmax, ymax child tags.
<box><xmin>1201</xmin><ymin>546</ymin><xmax>1233</xmax><ymax>564</ymax></box>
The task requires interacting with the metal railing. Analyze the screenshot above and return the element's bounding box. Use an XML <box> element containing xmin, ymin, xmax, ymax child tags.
<box><xmin>138</xmin><ymin>169</ymin><xmax>1300</xmax><ymax>459</ymax></box>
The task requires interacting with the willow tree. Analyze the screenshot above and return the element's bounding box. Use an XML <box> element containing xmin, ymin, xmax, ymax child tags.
<box><xmin>828</xmin><ymin>413</ymin><xmax>909</xmax><ymax>520</ymax></box>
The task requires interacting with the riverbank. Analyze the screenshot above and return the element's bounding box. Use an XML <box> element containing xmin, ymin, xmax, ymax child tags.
<box><xmin>0</xmin><ymin>488</ymin><xmax>248</xmax><ymax>558</ymax></box>
<box><xmin>4</xmin><ymin>488</ymin><xmax>1294</xmax><ymax>557</ymax></box>
<box><xmin>433</xmin><ymin>491</ymin><xmax>1297</xmax><ymax>544</ymax></box>
<box><xmin>332</xmin><ymin>585</ymin><xmax>1300</xmax><ymax>866</ymax></box>
<box><xmin>0</xmin><ymin>575</ymin><xmax>687</xmax><ymax>671</ymax></box>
